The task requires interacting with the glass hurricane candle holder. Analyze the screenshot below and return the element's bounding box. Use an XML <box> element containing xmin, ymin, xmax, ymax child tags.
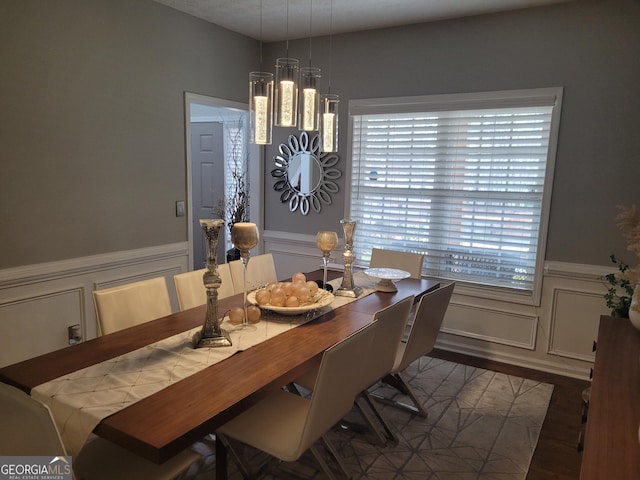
<box><xmin>316</xmin><ymin>231</ymin><xmax>338</xmax><ymax>291</ymax></box>
<box><xmin>231</xmin><ymin>222</ymin><xmax>260</xmax><ymax>329</ymax></box>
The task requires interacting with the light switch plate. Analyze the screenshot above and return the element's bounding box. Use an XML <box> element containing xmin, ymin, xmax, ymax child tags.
<box><xmin>175</xmin><ymin>200</ymin><xmax>185</xmax><ymax>217</ymax></box>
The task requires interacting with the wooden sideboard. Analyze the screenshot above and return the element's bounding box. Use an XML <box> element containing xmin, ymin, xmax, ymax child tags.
<box><xmin>580</xmin><ymin>315</ymin><xmax>640</xmax><ymax>479</ymax></box>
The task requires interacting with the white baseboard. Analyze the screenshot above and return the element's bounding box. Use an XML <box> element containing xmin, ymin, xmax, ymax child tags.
<box><xmin>435</xmin><ymin>337</ymin><xmax>592</xmax><ymax>380</ymax></box>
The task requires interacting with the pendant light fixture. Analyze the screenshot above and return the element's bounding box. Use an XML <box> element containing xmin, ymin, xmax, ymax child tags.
<box><xmin>275</xmin><ymin>58</ymin><xmax>299</xmax><ymax>127</ymax></box>
<box><xmin>274</xmin><ymin>1</ymin><xmax>299</xmax><ymax>127</ymax></box>
<box><xmin>298</xmin><ymin>0</ymin><xmax>321</xmax><ymax>132</ymax></box>
<box><xmin>321</xmin><ymin>94</ymin><xmax>339</xmax><ymax>152</ymax></box>
<box><xmin>249</xmin><ymin>0</ymin><xmax>273</xmax><ymax>145</ymax></box>
<box><xmin>249</xmin><ymin>72</ymin><xmax>273</xmax><ymax>145</ymax></box>
<box><xmin>320</xmin><ymin>0</ymin><xmax>338</xmax><ymax>152</ymax></box>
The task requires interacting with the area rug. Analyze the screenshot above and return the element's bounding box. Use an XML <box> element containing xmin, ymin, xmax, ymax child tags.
<box><xmin>183</xmin><ymin>356</ymin><xmax>554</xmax><ymax>480</ymax></box>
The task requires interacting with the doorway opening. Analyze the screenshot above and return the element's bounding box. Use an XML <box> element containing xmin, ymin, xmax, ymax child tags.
<box><xmin>185</xmin><ymin>93</ymin><xmax>262</xmax><ymax>271</ymax></box>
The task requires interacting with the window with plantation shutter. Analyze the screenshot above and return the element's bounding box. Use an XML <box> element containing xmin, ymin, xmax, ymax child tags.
<box><xmin>348</xmin><ymin>88</ymin><xmax>563</xmax><ymax>298</ymax></box>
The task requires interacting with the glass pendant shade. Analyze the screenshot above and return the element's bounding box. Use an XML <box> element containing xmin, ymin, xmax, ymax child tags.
<box><xmin>249</xmin><ymin>72</ymin><xmax>274</xmax><ymax>145</ymax></box>
<box><xmin>320</xmin><ymin>94</ymin><xmax>339</xmax><ymax>152</ymax></box>
<box><xmin>274</xmin><ymin>58</ymin><xmax>299</xmax><ymax>127</ymax></box>
<box><xmin>298</xmin><ymin>67</ymin><xmax>321</xmax><ymax>132</ymax></box>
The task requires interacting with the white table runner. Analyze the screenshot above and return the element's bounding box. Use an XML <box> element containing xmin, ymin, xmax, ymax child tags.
<box><xmin>33</xmin><ymin>274</ymin><xmax>378</xmax><ymax>457</ymax></box>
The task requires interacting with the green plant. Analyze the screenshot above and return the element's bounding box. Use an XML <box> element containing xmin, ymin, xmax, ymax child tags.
<box><xmin>603</xmin><ymin>205</ymin><xmax>640</xmax><ymax>317</ymax></box>
<box><xmin>603</xmin><ymin>254</ymin><xmax>634</xmax><ymax>317</ymax></box>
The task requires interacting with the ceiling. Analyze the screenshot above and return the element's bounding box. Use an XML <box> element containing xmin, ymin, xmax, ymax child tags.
<box><xmin>151</xmin><ymin>0</ymin><xmax>571</xmax><ymax>42</ymax></box>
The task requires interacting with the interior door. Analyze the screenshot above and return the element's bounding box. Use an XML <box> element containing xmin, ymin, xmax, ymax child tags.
<box><xmin>191</xmin><ymin>121</ymin><xmax>225</xmax><ymax>269</ymax></box>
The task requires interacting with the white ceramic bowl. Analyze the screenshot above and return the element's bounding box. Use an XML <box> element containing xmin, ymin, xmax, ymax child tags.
<box><xmin>364</xmin><ymin>268</ymin><xmax>411</xmax><ymax>292</ymax></box>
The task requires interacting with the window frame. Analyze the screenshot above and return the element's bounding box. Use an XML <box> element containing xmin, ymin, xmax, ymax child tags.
<box><xmin>345</xmin><ymin>87</ymin><xmax>564</xmax><ymax>305</ymax></box>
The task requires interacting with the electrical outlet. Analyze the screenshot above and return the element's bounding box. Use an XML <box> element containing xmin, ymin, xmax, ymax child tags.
<box><xmin>68</xmin><ymin>324</ymin><xmax>82</xmax><ymax>345</ymax></box>
<box><xmin>175</xmin><ymin>200</ymin><xmax>185</xmax><ymax>217</ymax></box>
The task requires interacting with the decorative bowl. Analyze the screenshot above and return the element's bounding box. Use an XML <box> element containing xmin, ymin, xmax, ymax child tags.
<box><xmin>247</xmin><ymin>288</ymin><xmax>335</xmax><ymax>315</ymax></box>
<box><xmin>364</xmin><ymin>268</ymin><xmax>411</xmax><ymax>292</ymax></box>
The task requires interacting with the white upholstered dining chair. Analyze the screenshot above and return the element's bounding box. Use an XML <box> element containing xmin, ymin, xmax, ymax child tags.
<box><xmin>0</xmin><ymin>381</ymin><xmax>201</xmax><ymax>480</ymax></box>
<box><xmin>369</xmin><ymin>248</ymin><xmax>425</xmax><ymax>279</ymax></box>
<box><xmin>217</xmin><ymin>320</ymin><xmax>378</xmax><ymax>479</ymax></box>
<box><xmin>293</xmin><ymin>295</ymin><xmax>415</xmax><ymax>445</ymax></box>
<box><xmin>373</xmin><ymin>282</ymin><xmax>455</xmax><ymax>417</ymax></box>
<box><xmin>229</xmin><ymin>252</ymin><xmax>278</xmax><ymax>293</ymax></box>
<box><xmin>173</xmin><ymin>264</ymin><xmax>234</xmax><ymax>311</ymax></box>
<box><xmin>93</xmin><ymin>276</ymin><xmax>173</xmax><ymax>335</ymax></box>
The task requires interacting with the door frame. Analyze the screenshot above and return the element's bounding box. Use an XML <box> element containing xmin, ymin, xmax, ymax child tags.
<box><xmin>184</xmin><ymin>92</ymin><xmax>264</xmax><ymax>270</ymax></box>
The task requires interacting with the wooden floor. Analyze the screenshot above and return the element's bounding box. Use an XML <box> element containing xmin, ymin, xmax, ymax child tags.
<box><xmin>430</xmin><ymin>348</ymin><xmax>591</xmax><ymax>480</ymax></box>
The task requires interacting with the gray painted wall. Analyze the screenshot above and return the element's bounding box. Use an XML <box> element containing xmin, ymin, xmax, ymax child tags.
<box><xmin>262</xmin><ymin>0</ymin><xmax>640</xmax><ymax>267</ymax></box>
<box><xmin>0</xmin><ymin>0</ymin><xmax>258</xmax><ymax>268</ymax></box>
<box><xmin>1</xmin><ymin>0</ymin><xmax>638</xmax><ymax>270</ymax></box>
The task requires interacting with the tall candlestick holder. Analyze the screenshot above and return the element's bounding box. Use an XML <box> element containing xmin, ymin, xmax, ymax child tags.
<box><xmin>193</xmin><ymin>219</ymin><xmax>232</xmax><ymax>348</ymax></box>
<box><xmin>335</xmin><ymin>219</ymin><xmax>363</xmax><ymax>298</ymax></box>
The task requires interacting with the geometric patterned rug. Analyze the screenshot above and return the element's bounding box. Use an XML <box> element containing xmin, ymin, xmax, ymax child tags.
<box><xmin>183</xmin><ymin>356</ymin><xmax>553</xmax><ymax>480</ymax></box>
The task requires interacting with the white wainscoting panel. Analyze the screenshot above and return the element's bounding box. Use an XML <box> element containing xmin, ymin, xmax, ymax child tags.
<box><xmin>1</xmin><ymin>231</ymin><xmax>616</xmax><ymax>379</ymax></box>
<box><xmin>0</xmin><ymin>243</ymin><xmax>189</xmax><ymax>367</ymax></box>
<box><xmin>0</xmin><ymin>288</ymin><xmax>84</xmax><ymax>367</ymax></box>
<box><xmin>442</xmin><ymin>302</ymin><xmax>538</xmax><ymax>350</ymax></box>
<box><xmin>541</xmin><ymin>266</ymin><xmax>611</xmax><ymax>363</ymax></box>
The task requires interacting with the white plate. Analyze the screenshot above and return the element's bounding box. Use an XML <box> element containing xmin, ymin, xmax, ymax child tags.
<box><xmin>364</xmin><ymin>268</ymin><xmax>411</xmax><ymax>292</ymax></box>
<box><xmin>247</xmin><ymin>288</ymin><xmax>335</xmax><ymax>315</ymax></box>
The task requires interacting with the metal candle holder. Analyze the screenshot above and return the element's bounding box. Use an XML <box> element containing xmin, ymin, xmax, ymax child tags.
<box><xmin>193</xmin><ymin>219</ymin><xmax>232</xmax><ymax>348</ymax></box>
<box><xmin>335</xmin><ymin>219</ymin><xmax>362</xmax><ymax>298</ymax></box>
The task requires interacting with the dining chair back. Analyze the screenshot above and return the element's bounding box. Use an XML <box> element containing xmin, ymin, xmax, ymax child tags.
<box><xmin>229</xmin><ymin>252</ymin><xmax>278</xmax><ymax>293</ymax></box>
<box><xmin>218</xmin><ymin>321</ymin><xmax>377</xmax><ymax>478</ymax></box>
<box><xmin>303</xmin><ymin>321</ymin><xmax>379</xmax><ymax>448</ymax></box>
<box><xmin>0</xmin><ymin>381</ymin><xmax>66</xmax><ymax>456</ymax></box>
<box><xmin>370</xmin><ymin>248</ymin><xmax>425</xmax><ymax>279</ymax></box>
<box><xmin>93</xmin><ymin>276</ymin><xmax>172</xmax><ymax>335</ymax></box>
<box><xmin>174</xmin><ymin>264</ymin><xmax>234</xmax><ymax>311</ymax></box>
<box><xmin>359</xmin><ymin>295</ymin><xmax>415</xmax><ymax>392</ymax></box>
<box><xmin>374</xmin><ymin>282</ymin><xmax>455</xmax><ymax>417</ymax></box>
<box><xmin>354</xmin><ymin>294</ymin><xmax>415</xmax><ymax>444</ymax></box>
<box><xmin>394</xmin><ymin>282</ymin><xmax>455</xmax><ymax>373</ymax></box>
<box><xmin>0</xmin><ymin>382</ymin><xmax>200</xmax><ymax>480</ymax></box>
<box><xmin>290</xmin><ymin>295</ymin><xmax>415</xmax><ymax>446</ymax></box>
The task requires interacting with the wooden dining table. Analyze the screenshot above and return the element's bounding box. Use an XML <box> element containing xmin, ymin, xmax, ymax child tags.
<box><xmin>0</xmin><ymin>269</ymin><xmax>439</xmax><ymax>479</ymax></box>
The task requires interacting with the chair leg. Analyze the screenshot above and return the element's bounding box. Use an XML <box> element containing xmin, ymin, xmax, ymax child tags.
<box><xmin>215</xmin><ymin>434</ymin><xmax>228</xmax><ymax>480</ymax></box>
<box><xmin>357</xmin><ymin>391</ymin><xmax>399</xmax><ymax>445</ymax></box>
<box><xmin>291</xmin><ymin>381</ymin><xmax>398</xmax><ymax>447</ymax></box>
<box><xmin>331</xmin><ymin>398</ymin><xmax>390</xmax><ymax>447</ymax></box>
<box><xmin>216</xmin><ymin>433</ymin><xmax>257</xmax><ymax>480</ymax></box>
<box><xmin>371</xmin><ymin>372</ymin><xmax>428</xmax><ymax>418</ymax></box>
<box><xmin>218</xmin><ymin>430</ymin><xmax>351</xmax><ymax>480</ymax></box>
<box><xmin>319</xmin><ymin>434</ymin><xmax>352</xmax><ymax>479</ymax></box>
<box><xmin>286</xmin><ymin>382</ymin><xmax>304</xmax><ymax>396</ymax></box>
<box><xmin>309</xmin><ymin>444</ymin><xmax>340</xmax><ymax>480</ymax></box>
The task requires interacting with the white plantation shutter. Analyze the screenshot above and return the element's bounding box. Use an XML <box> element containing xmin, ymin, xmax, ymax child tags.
<box><xmin>222</xmin><ymin>114</ymin><xmax>248</xmax><ymax>251</ymax></box>
<box><xmin>348</xmin><ymin>88</ymin><xmax>562</xmax><ymax>294</ymax></box>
